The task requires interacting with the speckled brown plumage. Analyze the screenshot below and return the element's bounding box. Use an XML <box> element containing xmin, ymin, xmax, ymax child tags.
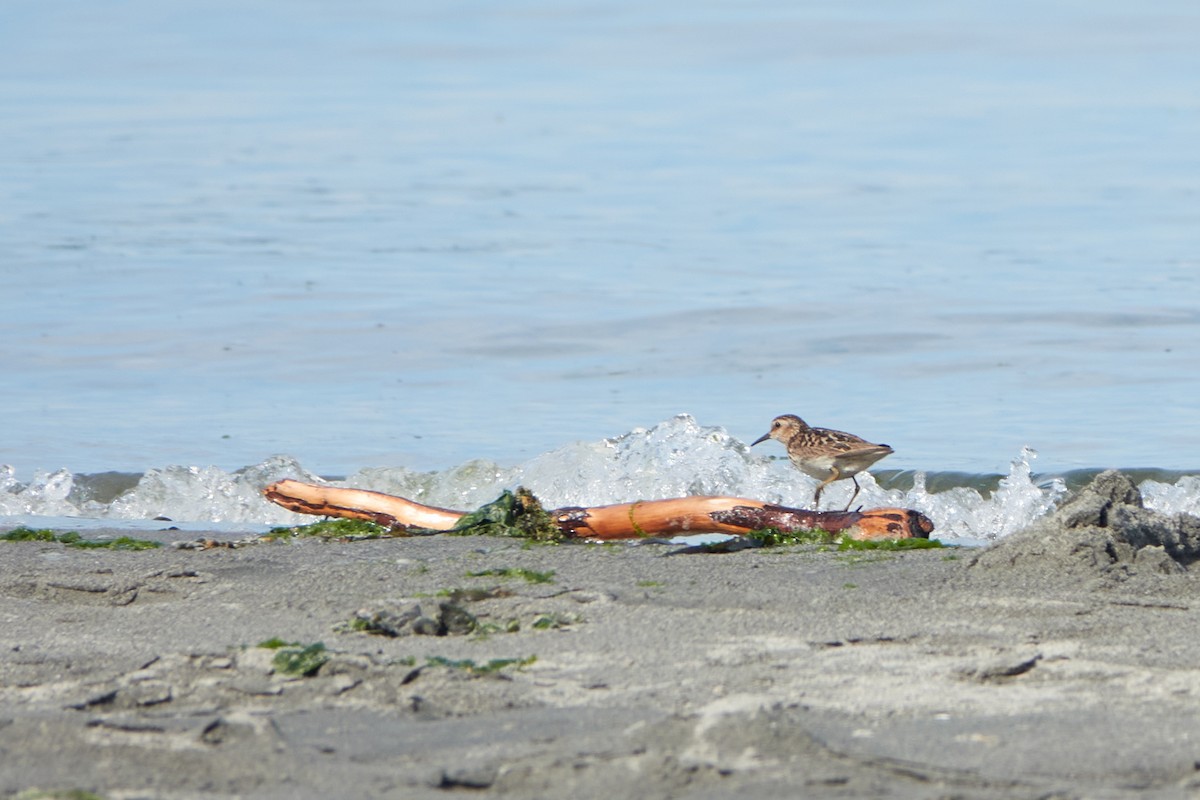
<box><xmin>751</xmin><ymin>414</ymin><xmax>893</xmax><ymax>510</ymax></box>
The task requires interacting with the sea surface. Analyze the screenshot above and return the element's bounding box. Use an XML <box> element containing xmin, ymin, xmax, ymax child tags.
<box><xmin>3</xmin><ymin>1</ymin><xmax>1199</xmax><ymax>541</ymax></box>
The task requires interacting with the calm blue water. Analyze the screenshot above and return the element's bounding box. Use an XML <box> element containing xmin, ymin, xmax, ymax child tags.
<box><xmin>3</xmin><ymin>1</ymin><xmax>1200</xmax><ymax>495</ymax></box>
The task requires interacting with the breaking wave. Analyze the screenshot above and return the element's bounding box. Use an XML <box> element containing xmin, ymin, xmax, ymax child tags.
<box><xmin>2</xmin><ymin>415</ymin><xmax>1198</xmax><ymax>543</ymax></box>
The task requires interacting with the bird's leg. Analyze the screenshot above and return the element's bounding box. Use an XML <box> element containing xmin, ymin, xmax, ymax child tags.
<box><xmin>814</xmin><ymin>468</ymin><xmax>840</xmax><ymax>511</ymax></box>
<box><xmin>843</xmin><ymin>475</ymin><xmax>862</xmax><ymax>511</ymax></box>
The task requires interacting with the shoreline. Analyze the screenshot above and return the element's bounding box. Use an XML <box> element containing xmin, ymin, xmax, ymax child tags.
<box><xmin>3</xmin><ymin>472</ymin><xmax>1200</xmax><ymax>799</ymax></box>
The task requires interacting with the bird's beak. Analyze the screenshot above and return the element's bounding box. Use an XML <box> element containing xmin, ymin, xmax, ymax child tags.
<box><xmin>751</xmin><ymin>433</ymin><xmax>770</xmax><ymax>446</ymax></box>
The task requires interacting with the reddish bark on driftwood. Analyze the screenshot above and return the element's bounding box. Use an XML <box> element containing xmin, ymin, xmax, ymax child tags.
<box><xmin>263</xmin><ymin>480</ymin><xmax>934</xmax><ymax>541</ymax></box>
<box><xmin>263</xmin><ymin>481</ymin><xmax>462</xmax><ymax>530</ymax></box>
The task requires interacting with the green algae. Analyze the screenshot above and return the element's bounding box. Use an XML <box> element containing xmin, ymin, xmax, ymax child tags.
<box><xmin>835</xmin><ymin>552</ymin><xmax>895</xmax><ymax>567</ymax></box>
<box><xmin>531</xmin><ymin>612</ymin><xmax>583</xmax><ymax>630</ymax></box>
<box><xmin>256</xmin><ymin>637</ymin><xmax>330</xmax><ymax>677</ymax></box>
<box><xmin>0</xmin><ymin>526</ymin><xmax>160</xmax><ymax>550</ymax></box>
<box><xmin>627</xmin><ymin>502</ymin><xmax>649</xmax><ymax>537</ymax></box>
<box><xmin>264</xmin><ymin>518</ymin><xmax>395</xmax><ymax>541</ymax></box>
<box><xmin>473</xmin><ymin>618</ymin><xmax>523</xmax><ymax>637</ymax></box>
<box><xmin>66</xmin><ymin>535</ymin><xmax>160</xmax><ymax>551</ymax></box>
<box><xmin>837</xmin><ymin>537</ymin><xmax>944</xmax><ymax>551</ymax></box>
<box><xmin>425</xmin><ymin>654</ymin><xmax>537</xmax><ymax>674</ymax></box>
<box><xmin>465</xmin><ymin>567</ymin><xmax>555</xmax><ymax>584</ymax></box>
<box><xmin>0</xmin><ymin>527</ymin><xmax>59</xmax><ymax>542</ymax></box>
<box><xmin>256</xmin><ymin>637</ymin><xmax>301</xmax><ymax>649</ymax></box>
<box><xmin>833</xmin><ymin>537</ymin><xmax>946</xmax><ymax>565</ymax></box>
<box><xmin>447</xmin><ymin>488</ymin><xmax>563</xmax><ymax>542</ymax></box>
<box><xmin>747</xmin><ymin>527</ymin><xmax>944</xmax><ymax>551</ymax></box>
<box><xmin>270</xmin><ymin>642</ymin><xmax>329</xmax><ymax>677</ymax></box>
<box><xmin>745</xmin><ymin>528</ymin><xmax>835</xmax><ymax>547</ymax></box>
<box><xmin>682</xmin><ymin>528</ymin><xmax>946</xmax><ymax>555</ymax></box>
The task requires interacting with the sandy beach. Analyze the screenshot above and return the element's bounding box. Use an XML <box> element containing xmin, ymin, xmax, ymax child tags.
<box><xmin>3</xmin><ymin>471</ymin><xmax>1200</xmax><ymax>799</ymax></box>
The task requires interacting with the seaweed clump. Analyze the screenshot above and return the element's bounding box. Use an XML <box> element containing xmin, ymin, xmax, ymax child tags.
<box><xmin>263</xmin><ymin>518</ymin><xmax>396</xmax><ymax>542</ymax></box>
<box><xmin>258</xmin><ymin>640</ymin><xmax>330</xmax><ymax>677</ymax></box>
<box><xmin>745</xmin><ymin>528</ymin><xmax>835</xmax><ymax>547</ymax></box>
<box><xmin>465</xmin><ymin>567</ymin><xmax>556</xmax><ymax>584</ymax></box>
<box><xmin>748</xmin><ymin>527</ymin><xmax>942</xmax><ymax>550</ymax></box>
<box><xmin>0</xmin><ymin>526</ymin><xmax>160</xmax><ymax>551</ymax></box>
<box><xmin>681</xmin><ymin>527</ymin><xmax>944</xmax><ymax>554</ymax></box>
<box><xmin>448</xmin><ymin>488</ymin><xmax>563</xmax><ymax>542</ymax></box>
<box><xmin>838</xmin><ymin>536</ymin><xmax>944</xmax><ymax>551</ymax></box>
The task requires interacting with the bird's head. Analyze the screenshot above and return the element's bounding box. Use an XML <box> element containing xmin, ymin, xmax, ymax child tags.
<box><xmin>751</xmin><ymin>414</ymin><xmax>808</xmax><ymax>446</ymax></box>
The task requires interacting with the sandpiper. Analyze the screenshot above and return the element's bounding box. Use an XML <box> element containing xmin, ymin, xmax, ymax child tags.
<box><xmin>751</xmin><ymin>414</ymin><xmax>893</xmax><ymax>511</ymax></box>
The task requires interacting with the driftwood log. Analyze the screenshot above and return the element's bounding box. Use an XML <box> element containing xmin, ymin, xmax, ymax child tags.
<box><xmin>263</xmin><ymin>480</ymin><xmax>934</xmax><ymax>541</ymax></box>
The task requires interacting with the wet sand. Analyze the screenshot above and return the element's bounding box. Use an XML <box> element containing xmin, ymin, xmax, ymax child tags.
<box><xmin>3</xmin><ymin>472</ymin><xmax>1200</xmax><ymax>799</ymax></box>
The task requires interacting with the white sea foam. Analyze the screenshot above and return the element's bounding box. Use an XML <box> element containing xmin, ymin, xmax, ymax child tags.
<box><xmin>893</xmin><ymin>448</ymin><xmax>1068</xmax><ymax>543</ymax></box>
<box><xmin>0</xmin><ymin>465</ymin><xmax>78</xmax><ymax>518</ymax></box>
<box><xmin>2</xmin><ymin>416</ymin><xmax>1197</xmax><ymax>542</ymax></box>
<box><xmin>1140</xmin><ymin>475</ymin><xmax>1200</xmax><ymax>518</ymax></box>
<box><xmin>105</xmin><ymin>457</ymin><xmax>328</xmax><ymax>525</ymax></box>
<box><xmin>0</xmin><ymin>457</ymin><xmax>323</xmax><ymax>528</ymax></box>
